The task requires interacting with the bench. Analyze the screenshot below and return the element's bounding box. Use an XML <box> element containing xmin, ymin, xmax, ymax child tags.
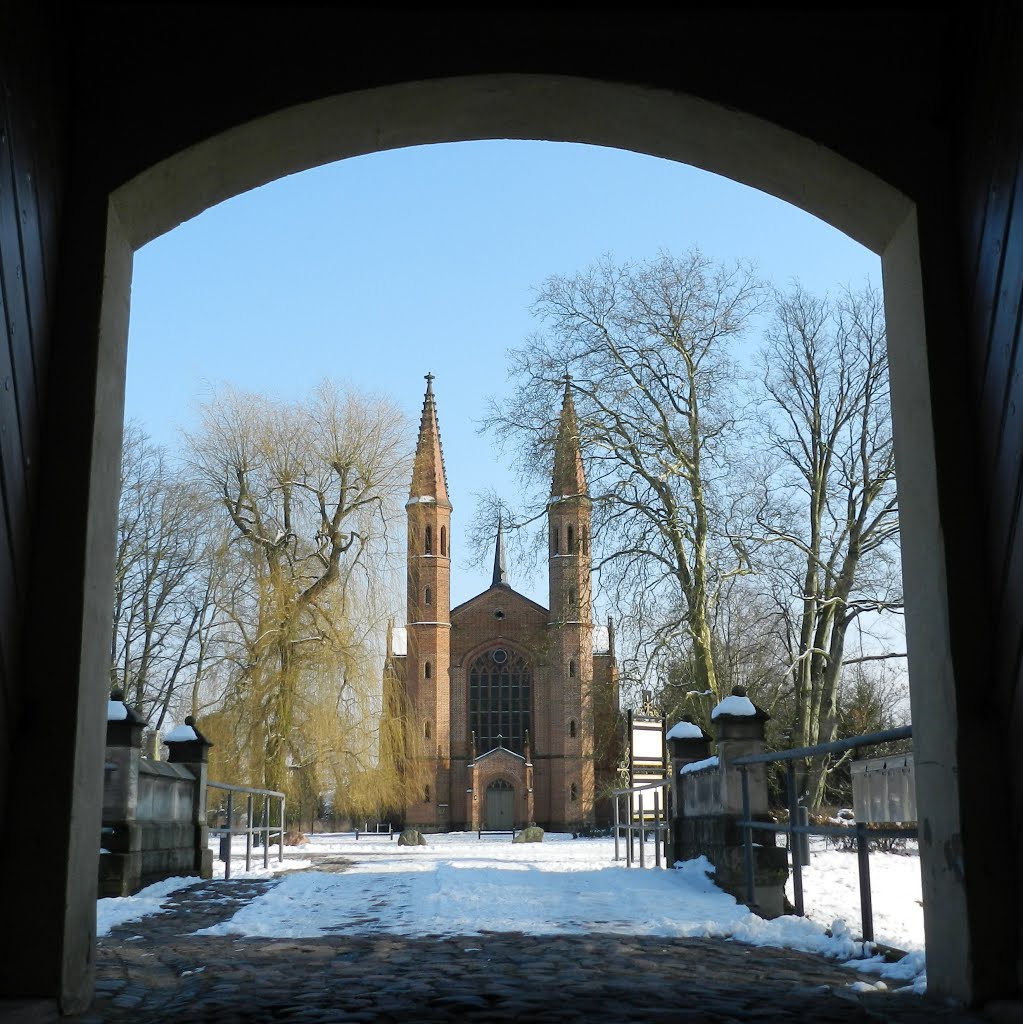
<box><xmin>477</xmin><ymin>828</ymin><xmax>518</xmax><ymax>839</ymax></box>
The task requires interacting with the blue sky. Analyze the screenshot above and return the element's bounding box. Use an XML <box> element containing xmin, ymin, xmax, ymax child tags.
<box><xmin>125</xmin><ymin>140</ymin><xmax>881</xmax><ymax>609</ymax></box>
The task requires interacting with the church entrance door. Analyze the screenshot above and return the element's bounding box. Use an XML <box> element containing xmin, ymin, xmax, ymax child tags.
<box><xmin>486</xmin><ymin>779</ymin><xmax>515</xmax><ymax>830</ymax></box>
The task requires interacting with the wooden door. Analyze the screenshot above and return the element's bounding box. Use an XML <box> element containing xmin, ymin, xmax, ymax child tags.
<box><xmin>486</xmin><ymin>779</ymin><xmax>514</xmax><ymax>830</ymax></box>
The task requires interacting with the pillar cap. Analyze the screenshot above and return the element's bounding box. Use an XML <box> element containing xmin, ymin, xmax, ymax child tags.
<box><xmin>106</xmin><ymin>689</ymin><xmax>148</xmax><ymax>746</ymax></box>
<box><xmin>711</xmin><ymin>685</ymin><xmax>769</xmax><ymax>722</ymax></box>
<box><xmin>164</xmin><ymin>715</ymin><xmax>213</xmax><ymax>763</ymax></box>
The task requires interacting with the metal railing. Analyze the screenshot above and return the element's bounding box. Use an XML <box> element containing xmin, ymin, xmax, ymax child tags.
<box><xmin>208</xmin><ymin>781</ymin><xmax>286</xmax><ymax>880</ymax></box>
<box><xmin>612</xmin><ymin>778</ymin><xmax>671</xmax><ymax>868</ymax></box>
<box><xmin>734</xmin><ymin>726</ymin><xmax>914</xmax><ymax>943</ymax></box>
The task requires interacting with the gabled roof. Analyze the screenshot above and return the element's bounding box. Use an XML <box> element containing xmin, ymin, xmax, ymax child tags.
<box><xmin>472</xmin><ymin>744</ymin><xmax>526</xmax><ymax>764</ymax></box>
<box><xmin>450</xmin><ymin>584</ymin><xmax>549</xmax><ymax>620</ymax></box>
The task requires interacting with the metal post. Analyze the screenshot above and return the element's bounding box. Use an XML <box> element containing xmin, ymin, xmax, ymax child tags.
<box><xmin>279</xmin><ymin>795</ymin><xmax>285</xmax><ymax>864</ymax></box>
<box><xmin>262</xmin><ymin>800</ymin><xmax>269</xmax><ymax>869</ymax></box>
<box><xmin>654</xmin><ymin>789</ymin><xmax>661</xmax><ymax>868</ymax></box>
<box><xmin>225</xmin><ymin>791</ymin><xmax>234</xmax><ymax>881</ymax></box>
<box><xmin>245</xmin><ymin>794</ymin><xmax>253</xmax><ymax>872</ymax></box>
<box><xmin>856</xmin><ymin>821</ymin><xmax>874</xmax><ymax>943</ymax></box>
<box><xmin>795</xmin><ymin>804</ymin><xmax>810</xmax><ymax>867</ymax></box>
<box><xmin>613</xmin><ymin>794</ymin><xmax>620</xmax><ymax>861</ymax></box>
<box><xmin>787</xmin><ymin>763</ymin><xmax>804</xmax><ymax>916</ymax></box>
<box><xmin>741</xmin><ymin>766</ymin><xmax>756</xmax><ymax>908</ymax></box>
<box><xmin>638</xmin><ymin>793</ymin><xmax>645</xmax><ymax>869</ymax></box>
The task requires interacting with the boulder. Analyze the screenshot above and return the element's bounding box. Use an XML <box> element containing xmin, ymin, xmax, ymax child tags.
<box><xmin>513</xmin><ymin>826</ymin><xmax>544</xmax><ymax>844</ymax></box>
<box><xmin>398</xmin><ymin>828</ymin><xmax>427</xmax><ymax>846</ymax></box>
<box><xmin>284</xmin><ymin>829</ymin><xmax>309</xmax><ymax>846</ymax></box>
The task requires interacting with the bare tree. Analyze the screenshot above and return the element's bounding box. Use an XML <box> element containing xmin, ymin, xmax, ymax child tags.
<box><xmin>112</xmin><ymin>423</ymin><xmax>213</xmax><ymax>726</ymax></box>
<box><xmin>187</xmin><ymin>381</ymin><xmax>409</xmax><ymax>796</ymax></box>
<box><xmin>756</xmin><ymin>283</ymin><xmax>902</xmax><ymax>807</ymax></box>
<box><xmin>485</xmin><ymin>250</ymin><xmax>765</xmax><ymax>700</ymax></box>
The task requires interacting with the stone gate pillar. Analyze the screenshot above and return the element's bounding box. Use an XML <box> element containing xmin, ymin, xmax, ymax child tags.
<box><xmin>164</xmin><ymin>716</ymin><xmax>214</xmax><ymax>880</ymax></box>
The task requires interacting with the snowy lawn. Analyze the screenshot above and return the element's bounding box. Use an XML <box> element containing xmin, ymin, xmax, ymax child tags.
<box><xmin>787</xmin><ymin>839</ymin><xmax>924</xmax><ymax>952</ymax></box>
<box><xmin>97</xmin><ymin>831</ymin><xmax>926</xmax><ymax>994</ymax></box>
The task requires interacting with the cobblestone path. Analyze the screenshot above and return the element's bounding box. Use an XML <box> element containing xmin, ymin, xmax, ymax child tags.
<box><xmin>70</xmin><ymin>869</ymin><xmax>984</xmax><ymax>1023</ymax></box>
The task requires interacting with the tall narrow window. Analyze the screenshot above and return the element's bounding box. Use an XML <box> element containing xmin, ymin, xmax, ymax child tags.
<box><xmin>440</xmin><ymin>526</ymin><xmax>447</xmax><ymax>556</ymax></box>
<box><xmin>424</xmin><ymin>785</ymin><xmax>431</xmax><ymax>803</ymax></box>
<box><xmin>582</xmin><ymin>525</ymin><xmax>589</xmax><ymax>555</ymax></box>
<box><xmin>570</xmin><ymin>719</ymin><xmax>577</xmax><ymax>738</ymax></box>
<box><xmin>425</xmin><ymin>661</ymin><xmax>432</xmax><ymax>679</ymax></box>
<box><xmin>568</xmin><ymin>586</ymin><xmax>577</xmax><ymax>607</ymax></box>
<box><xmin>425</xmin><ymin>586</ymin><xmax>432</xmax><ymax>606</ymax></box>
<box><xmin>425</xmin><ymin>721</ymin><xmax>431</xmax><ymax>740</ymax></box>
<box><xmin>553</xmin><ymin>526</ymin><xmax>560</xmax><ymax>555</ymax></box>
<box><xmin>567</xmin><ymin>525</ymin><xmax>575</xmax><ymax>553</ymax></box>
<box><xmin>468</xmin><ymin>648</ymin><xmax>532</xmax><ymax>755</ymax></box>
<box><xmin>569</xmin><ymin>659</ymin><xmax>576</xmax><ymax>677</ymax></box>
<box><xmin>425</xmin><ymin>526</ymin><xmax>433</xmax><ymax>554</ymax></box>
<box><xmin>570</xmin><ymin>783</ymin><xmax>578</xmax><ymax>802</ymax></box>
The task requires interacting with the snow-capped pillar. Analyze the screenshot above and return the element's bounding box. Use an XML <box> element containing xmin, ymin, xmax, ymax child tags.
<box><xmin>712</xmin><ymin>686</ymin><xmax>770</xmax><ymax>816</ymax></box>
<box><xmin>666</xmin><ymin>718</ymin><xmax>712</xmax><ymax>864</ymax></box>
<box><xmin>165</xmin><ymin>716</ymin><xmax>214</xmax><ymax>880</ymax></box>
<box><xmin>100</xmin><ymin>690</ymin><xmax>149</xmax><ymax>896</ymax></box>
<box><xmin>708</xmin><ymin>686</ymin><xmax>787</xmax><ymax>917</ymax></box>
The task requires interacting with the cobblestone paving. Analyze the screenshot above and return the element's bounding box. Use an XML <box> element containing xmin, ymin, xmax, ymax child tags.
<box><xmin>72</xmin><ymin>870</ymin><xmax>986</xmax><ymax>1023</ymax></box>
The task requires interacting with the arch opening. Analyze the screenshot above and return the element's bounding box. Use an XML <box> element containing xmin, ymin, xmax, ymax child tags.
<box><xmin>85</xmin><ymin>69</ymin><xmax>961</xmax><ymax>997</ymax></box>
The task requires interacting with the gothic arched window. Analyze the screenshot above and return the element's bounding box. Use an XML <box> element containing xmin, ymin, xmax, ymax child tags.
<box><xmin>468</xmin><ymin>648</ymin><xmax>531</xmax><ymax>755</ymax></box>
<box><xmin>440</xmin><ymin>526</ymin><xmax>447</xmax><ymax>556</ymax></box>
<box><xmin>425</xmin><ymin>526</ymin><xmax>433</xmax><ymax>554</ymax></box>
<box><xmin>553</xmin><ymin>525</ymin><xmax>560</xmax><ymax>555</ymax></box>
<box><xmin>425</xmin><ymin>586</ymin><xmax>432</xmax><ymax>606</ymax></box>
<box><xmin>567</xmin><ymin>525</ymin><xmax>575</xmax><ymax>553</ymax></box>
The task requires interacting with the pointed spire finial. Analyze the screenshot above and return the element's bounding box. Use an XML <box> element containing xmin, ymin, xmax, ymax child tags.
<box><xmin>492</xmin><ymin>513</ymin><xmax>509</xmax><ymax>587</ymax></box>
<box><xmin>551</xmin><ymin>375</ymin><xmax>588</xmax><ymax>499</ymax></box>
<box><xmin>409</xmin><ymin>374</ymin><xmax>450</xmax><ymax>504</ymax></box>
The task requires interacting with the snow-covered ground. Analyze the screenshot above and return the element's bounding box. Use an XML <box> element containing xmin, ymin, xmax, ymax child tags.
<box><xmin>788</xmin><ymin>839</ymin><xmax>923</xmax><ymax>953</ymax></box>
<box><xmin>97</xmin><ymin>831</ymin><xmax>925</xmax><ymax>994</ymax></box>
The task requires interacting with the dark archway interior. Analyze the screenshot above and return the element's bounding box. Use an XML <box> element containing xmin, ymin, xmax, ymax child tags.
<box><xmin>0</xmin><ymin>5</ymin><xmax>1020</xmax><ymax>1013</ymax></box>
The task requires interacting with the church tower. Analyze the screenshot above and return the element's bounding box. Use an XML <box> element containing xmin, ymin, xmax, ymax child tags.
<box><xmin>406</xmin><ymin>374</ymin><xmax>452</xmax><ymax>828</ymax></box>
<box><xmin>547</xmin><ymin>377</ymin><xmax>595</xmax><ymax>828</ymax></box>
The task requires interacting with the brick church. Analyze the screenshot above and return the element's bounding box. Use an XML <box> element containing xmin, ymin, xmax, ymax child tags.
<box><xmin>384</xmin><ymin>375</ymin><xmax>619</xmax><ymax>833</ymax></box>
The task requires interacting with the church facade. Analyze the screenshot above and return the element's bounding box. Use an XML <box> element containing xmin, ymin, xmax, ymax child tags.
<box><xmin>384</xmin><ymin>376</ymin><xmax>619</xmax><ymax>833</ymax></box>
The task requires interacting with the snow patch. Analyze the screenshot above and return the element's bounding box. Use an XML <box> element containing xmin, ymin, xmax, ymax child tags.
<box><xmin>164</xmin><ymin>724</ymin><xmax>198</xmax><ymax>742</ymax></box>
<box><xmin>666</xmin><ymin>721</ymin><xmax>704</xmax><ymax>740</ymax></box>
<box><xmin>711</xmin><ymin>694</ymin><xmax>757</xmax><ymax>718</ymax></box>
<box><xmin>96</xmin><ymin>876</ymin><xmax>199</xmax><ymax>936</ymax></box>
<box><xmin>681</xmin><ymin>755</ymin><xmax>719</xmax><ymax>775</ymax></box>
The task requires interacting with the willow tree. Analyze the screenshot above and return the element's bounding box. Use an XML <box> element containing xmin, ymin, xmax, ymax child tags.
<box><xmin>486</xmin><ymin>250</ymin><xmax>764</xmax><ymax>702</ymax></box>
<box><xmin>188</xmin><ymin>381</ymin><xmax>409</xmax><ymax>797</ymax></box>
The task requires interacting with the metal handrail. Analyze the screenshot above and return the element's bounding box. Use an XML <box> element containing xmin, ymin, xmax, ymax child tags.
<box><xmin>732</xmin><ymin>726</ymin><xmax>914</xmax><ymax>943</ymax></box>
<box><xmin>207</xmin><ymin>780</ymin><xmax>286</xmax><ymax>880</ymax></box>
<box><xmin>612</xmin><ymin>778</ymin><xmax>671</xmax><ymax>868</ymax></box>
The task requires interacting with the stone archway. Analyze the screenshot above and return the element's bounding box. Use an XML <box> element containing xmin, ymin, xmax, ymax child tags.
<box><xmin>87</xmin><ymin>75</ymin><xmax>958</xmax><ymax>995</ymax></box>
<box><xmin>13</xmin><ymin>54</ymin><xmax>980</xmax><ymax>1008</ymax></box>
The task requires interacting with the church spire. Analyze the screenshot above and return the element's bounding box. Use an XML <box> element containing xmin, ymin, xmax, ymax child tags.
<box><xmin>551</xmin><ymin>375</ymin><xmax>587</xmax><ymax>498</ymax></box>
<box><xmin>491</xmin><ymin>515</ymin><xmax>509</xmax><ymax>588</ymax></box>
<box><xmin>410</xmin><ymin>373</ymin><xmax>450</xmax><ymax>505</ymax></box>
